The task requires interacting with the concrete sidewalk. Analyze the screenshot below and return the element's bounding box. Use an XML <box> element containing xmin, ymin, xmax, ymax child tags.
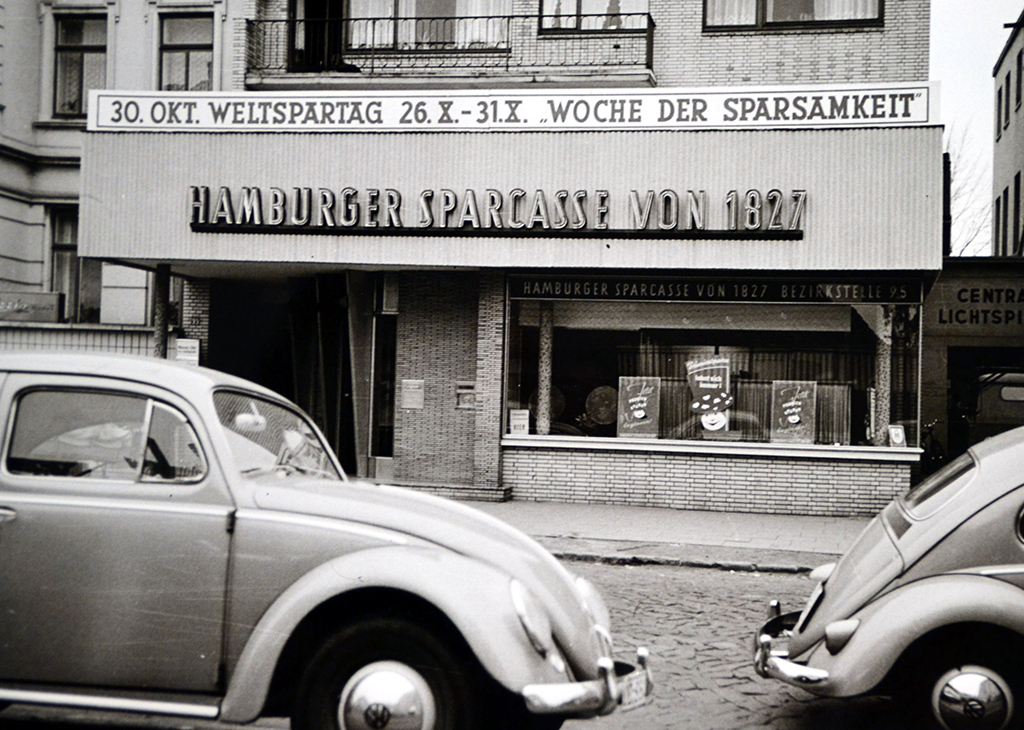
<box><xmin>467</xmin><ymin>500</ymin><xmax>873</xmax><ymax>574</ymax></box>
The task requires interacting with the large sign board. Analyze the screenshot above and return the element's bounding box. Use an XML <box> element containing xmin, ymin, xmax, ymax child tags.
<box><xmin>88</xmin><ymin>83</ymin><xmax>937</xmax><ymax>133</ymax></box>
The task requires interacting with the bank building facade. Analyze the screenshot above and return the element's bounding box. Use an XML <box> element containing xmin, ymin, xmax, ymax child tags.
<box><xmin>1</xmin><ymin>0</ymin><xmax>939</xmax><ymax>516</ymax></box>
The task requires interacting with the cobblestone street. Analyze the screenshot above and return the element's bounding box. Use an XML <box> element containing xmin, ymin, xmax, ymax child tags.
<box><xmin>565</xmin><ymin>561</ymin><xmax>912</xmax><ymax>730</ymax></box>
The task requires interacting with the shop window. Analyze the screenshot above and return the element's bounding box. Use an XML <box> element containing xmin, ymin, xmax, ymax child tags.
<box><xmin>54</xmin><ymin>15</ymin><xmax>107</xmax><ymax>118</ymax></box>
<box><xmin>51</xmin><ymin>208</ymin><xmax>100</xmax><ymax>323</ymax></box>
<box><xmin>505</xmin><ymin>296</ymin><xmax>919</xmax><ymax>448</ymax></box>
<box><xmin>704</xmin><ymin>0</ymin><xmax>881</xmax><ymax>29</ymax></box>
<box><xmin>160</xmin><ymin>15</ymin><xmax>214</xmax><ymax>91</ymax></box>
<box><xmin>540</xmin><ymin>0</ymin><xmax>648</xmax><ymax>31</ymax></box>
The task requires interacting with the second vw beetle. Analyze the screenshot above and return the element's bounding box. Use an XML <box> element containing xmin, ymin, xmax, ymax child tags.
<box><xmin>754</xmin><ymin>425</ymin><xmax>1024</xmax><ymax>730</ymax></box>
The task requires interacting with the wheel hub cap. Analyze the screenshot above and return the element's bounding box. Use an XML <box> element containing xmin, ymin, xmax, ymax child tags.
<box><xmin>338</xmin><ymin>660</ymin><xmax>436</xmax><ymax>730</ymax></box>
<box><xmin>933</xmin><ymin>665</ymin><xmax>1013</xmax><ymax>730</ymax></box>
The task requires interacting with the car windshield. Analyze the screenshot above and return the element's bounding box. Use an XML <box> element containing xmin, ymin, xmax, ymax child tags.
<box><xmin>213</xmin><ymin>390</ymin><xmax>341</xmax><ymax>480</ymax></box>
<box><xmin>899</xmin><ymin>451</ymin><xmax>976</xmax><ymax>519</ymax></box>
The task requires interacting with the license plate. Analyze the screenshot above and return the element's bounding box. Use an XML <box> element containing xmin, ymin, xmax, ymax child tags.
<box><xmin>619</xmin><ymin>668</ymin><xmax>650</xmax><ymax>711</ymax></box>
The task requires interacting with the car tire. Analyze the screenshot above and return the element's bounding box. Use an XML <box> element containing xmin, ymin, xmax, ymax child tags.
<box><xmin>291</xmin><ymin>615</ymin><xmax>482</xmax><ymax>730</ymax></box>
<box><xmin>904</xmin><ymin>644</ymin><xmax>1024</xmax><ymax>730</ymax></box>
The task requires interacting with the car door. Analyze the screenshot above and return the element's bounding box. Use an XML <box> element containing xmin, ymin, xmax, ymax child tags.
<box><xmin>0</xmin><ymin>374</ymin><xmax>233</xmax><ymax>693</ymax></box>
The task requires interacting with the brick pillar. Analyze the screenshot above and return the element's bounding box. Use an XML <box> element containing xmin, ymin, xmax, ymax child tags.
<box><xmin>473</xmin><ymin>272</ymin><xmax>506</xmax><ymax>492</ymax></box>
<box><xmin>181</xmin><ymin>279</ymin><xmax>211</xmax><ymax>365</ymax></box>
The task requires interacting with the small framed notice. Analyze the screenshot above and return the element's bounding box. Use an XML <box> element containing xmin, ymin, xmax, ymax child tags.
<box><xmin>888</xmin><ymin>424</ymin><xmax>907</xmax><ymax>447</ymax></box>
<box><xmin>509</xmin><ymin>409</ymin><xmax>530</xmax><ymax>435</ymax></box>
<box><xmin>401</xmin><ymin>379</ymin><xmax>425</xmax><ymax>410</ymax></box>
<box><xmin>174</xmin><ymin>338</ymin><xmax>200</xmax><ymax>366</ymax></box>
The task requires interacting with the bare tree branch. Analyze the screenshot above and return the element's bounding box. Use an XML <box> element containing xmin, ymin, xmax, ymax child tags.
<box><xmin>945</xmin><ymin>121</ymin><xmax>993</xmax><ymax>256</ymax></box>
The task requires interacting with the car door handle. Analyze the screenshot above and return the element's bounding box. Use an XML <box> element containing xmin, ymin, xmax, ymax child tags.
<box><xmin>0</xmin><ymin>507</ymin><xmax>16</xmax><ymax>523</ymax></box>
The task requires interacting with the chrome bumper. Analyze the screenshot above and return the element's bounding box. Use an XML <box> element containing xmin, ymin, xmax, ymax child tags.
<box><xmin>522</xmin><ymin>647</ymin><xmax>653</xmax><ymax>717</ymax></box>
<box><xmin>753</xmin><ymin>604</ymin><xmax>829</xmax><ymax>687</ymax></box>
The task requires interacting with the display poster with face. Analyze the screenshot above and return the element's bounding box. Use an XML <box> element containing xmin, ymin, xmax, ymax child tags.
<box><xmin>770</xmin><ymin>380</ymin><xmax>817</xmax><ymax>444</ymax></box>
<box><xmin>686</xmin><ymin>357</ymin><xmax>734</xmax><ymax>433</ymax></box>
<box><xmin>617</xmin><ymin>376</ymin><xmax>661</xmax><ymax>438</ymax></box>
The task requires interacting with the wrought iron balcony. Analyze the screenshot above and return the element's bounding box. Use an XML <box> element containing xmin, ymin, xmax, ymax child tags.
<box><xmin>246</xmin><ymin>14</ymin><xmax>654</xmax><ymax>81</ymax></box>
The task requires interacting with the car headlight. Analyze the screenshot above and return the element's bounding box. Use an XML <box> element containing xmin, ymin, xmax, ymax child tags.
<box><xmin>510</xmin><ymin>579</ymin><xmax>565</xmax><ymax>674</ymax></box>
<box><xmin>575</xmin><ymin>576</ymin><xmax>611</xmax><ymax>633</ymax></box>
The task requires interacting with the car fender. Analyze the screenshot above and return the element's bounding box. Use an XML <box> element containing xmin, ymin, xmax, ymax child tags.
<box><xmin>220</xmin><ymin>544</ymin><xmax>562</xmax><ymax>722</ymax></box>
<box><xmin>799</xmin><ymin>573</ymin><xmax>1024</xmax><ymax>697</ymax></box>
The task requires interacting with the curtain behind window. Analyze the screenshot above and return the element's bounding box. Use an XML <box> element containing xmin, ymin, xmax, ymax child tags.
<box><xmin>706</xmin><ymin>0</ymin><xmax>756</xmax><ymax>26</ymax></box>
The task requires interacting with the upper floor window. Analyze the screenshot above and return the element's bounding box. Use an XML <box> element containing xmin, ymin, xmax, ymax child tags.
<box><xmin>1017</xmin><ymin>50</ymin><xmax>1022</xmax><ymax>108</ymax></box>
<box><xmin>160</xmin><ymin>15</ymin><xmax>214</xmax><ymax>91</ymax></box>
<box><xmin>705</xmin><ymin>0</ymin><xmax>881</xmax><ymax>29</ymax></box>
<box><xmin>998</xmin><ymin>86</ymin><xmax>1004</xmax><ymax>139</ymax></box>
<box><xmin>1006</xmin><ymin>71</ymin><xmax>1013</xmax><ymax>128</ymax></box>
<box><xmin>345</xmin><ymin>0</ymin><xmax>510</xmax><ymax>50</ymax></box>
<box><xmin>54</xmin><ymin>15</ymin><xmax>106</xmax><ymax>117</ymax></box>
<box><xmin>540</xmin><ymin>0</ymin><xmax>648</xmax><ymax>31</ymax></box>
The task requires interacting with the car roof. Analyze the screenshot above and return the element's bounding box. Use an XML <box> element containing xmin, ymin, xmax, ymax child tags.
<box><xmin>0</xmin><ymin>351</ymin><xmax>284</xmax><ymax>403</ymax></box>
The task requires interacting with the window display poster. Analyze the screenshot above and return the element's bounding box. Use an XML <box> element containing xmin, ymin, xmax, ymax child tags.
<box><xmin>770</xmin><ymin>380</ymin><xmax>817</xmax><ymax>444</ymax></box>
<box><xmin>686</xmin><ymin>357</ymin><xmax>734</xmax><ymax>432</ymax></box>
<box><xmin>617</xmin><ymin>376</ymin><xmax>661</xmax><ymax>438</ymax></box>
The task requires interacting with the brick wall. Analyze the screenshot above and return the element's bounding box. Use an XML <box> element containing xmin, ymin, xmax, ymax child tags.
<box><xmin>650</xmin><ymin>0</ymin><xmax>929</xmax><ymax>86</ymax></box>
<box><xmin>394</xmin><ymin>271</ymin><xmax>480</xmax><ymax>486</ymax></box>
<box><xmin>503</xmin><ymin>446</ymin><xmax>910</xmax><ymax>517</ymax></box>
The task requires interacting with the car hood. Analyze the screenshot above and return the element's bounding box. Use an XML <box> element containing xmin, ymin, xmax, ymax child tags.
<box><xmin>245</xmin><ymin>476</ymin><xmax>602</xmax><ymax>671</ymax></box>
<box><xmin>789</xmin><ymin>514</ymin><xmax>903</xmax><ymax>658</ymax></box>
<box><xmin>791</xmin><ymin>427</ymin><xmax>1024</xmax><ymax>658</ymax></box>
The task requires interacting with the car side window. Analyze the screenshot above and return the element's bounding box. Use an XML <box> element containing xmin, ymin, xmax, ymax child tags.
<box><xmin>6</xmin><ymin>389</ymin><xmax>206</xmax><ymax>483</ymax></box>
<box><xmin>142</xmin><ymin>402</ymin><xmax>206</xmax><ymax>482</ymax></box>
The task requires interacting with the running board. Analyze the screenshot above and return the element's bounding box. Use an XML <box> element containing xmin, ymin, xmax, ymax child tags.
<box><xmin>0</xmin><ymin>687</ymin><xmax>220</xmax><ymax>718</ymax></box>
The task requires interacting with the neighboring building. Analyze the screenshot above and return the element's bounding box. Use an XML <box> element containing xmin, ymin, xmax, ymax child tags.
<box><xmin>993</xmin><ymin>5</ymin><xmax>1024</xmax><ymax>257</ymax></box>
<box><xmin>4</xmin><ymin>1</ymin><xmax>940</xmax><ymax>516</ymax></box>
<box><xmin>917</xmin><ymin>6</ymin><xmax>1024</xmax><ymax>473</ymax></box>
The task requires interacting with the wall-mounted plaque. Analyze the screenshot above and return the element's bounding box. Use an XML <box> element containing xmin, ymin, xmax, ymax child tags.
<box><xmin>401</xmin><ymin>379</ymin><xmax>425</xmax><ymax>410</ymax></box>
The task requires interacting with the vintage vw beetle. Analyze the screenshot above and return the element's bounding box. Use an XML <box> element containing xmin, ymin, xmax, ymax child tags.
<box><xmin>0</xmin><ymin>352</ymin><xmax>651</xmax><ymax>730</ymax></box>
<box><xmin>754</xmin><ymin>424</ymin><xmax>1024</xmax><ymax>730</ymax></box>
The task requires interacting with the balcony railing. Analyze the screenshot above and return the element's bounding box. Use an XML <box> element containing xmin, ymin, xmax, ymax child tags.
<box><xmin>246</xmin><ymin>14</ymin><xmax>654</xmax><ymax>77</ymax></box>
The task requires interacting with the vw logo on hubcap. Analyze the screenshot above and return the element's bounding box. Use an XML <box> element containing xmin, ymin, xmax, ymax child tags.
<box><xmin>363</xmin><ymin>703</ymin><xmax>391</xmax><ymax>729</ymax></box>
